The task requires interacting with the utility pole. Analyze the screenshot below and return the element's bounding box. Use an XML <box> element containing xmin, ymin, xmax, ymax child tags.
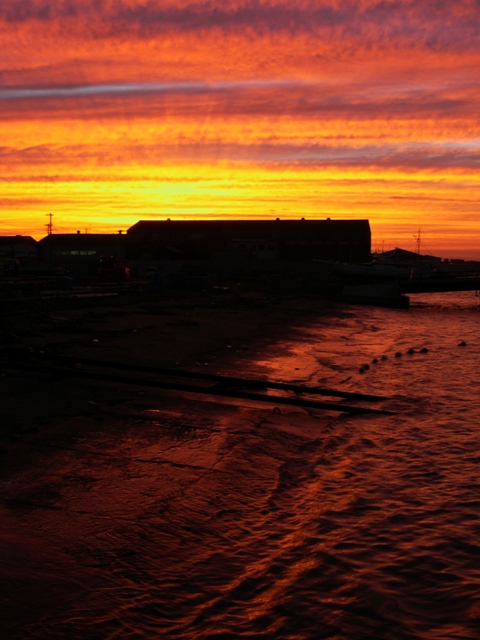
<box><xmin>46</xmin><ymin>213</ymin><xmax>53</xmax><ymax>235</ymax></box>
<box><xmin>414</xmin><ymin>228</ymin><xmax>421</xmax><ymax>254</ymax></box>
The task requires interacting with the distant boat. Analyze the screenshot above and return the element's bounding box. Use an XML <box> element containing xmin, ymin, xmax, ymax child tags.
<box><xmin>314</xmin><ymin>248</ymin><xmax>440</xmax><ymax>308</ymax></box>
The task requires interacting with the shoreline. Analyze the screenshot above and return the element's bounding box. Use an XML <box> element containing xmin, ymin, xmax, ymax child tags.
<box><xmin>1</xmin><ymin>288</ymin><xmax>343</xmax><ymax>443</ymax></box>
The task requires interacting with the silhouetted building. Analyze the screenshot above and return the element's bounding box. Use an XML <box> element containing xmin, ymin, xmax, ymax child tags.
<box><xmin>0</xmin><ymin>235</ymin><xmax>38</xmax><ymax>274</ymax></box>
<box><xmin>33</xmin><ymin>220</ymin><xmax>371</xmax><ymax>282</ymax></box>
<box><xmin>38</xmin><ymin>231</ymin><xmax>127</xmax><ymax>279</ymax></box>
<box><xmin>374</xmin><ymin>247</ymin><xmax>442</xmax><ymax>266</ymax></box>
<box><xmin>127</xmin><ymin>219</ymin><xmax>371</xmax><ymax>265</ymax></box>
<box><xmin>0</xmin><ymin>235</ymin><xmax>37</xmax><ymax>260</ymax></box>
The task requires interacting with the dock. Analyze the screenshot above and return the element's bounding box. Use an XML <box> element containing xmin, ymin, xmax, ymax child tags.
<box><xmin>401</xmin><ymin>272</ymin><xmax>480</xmax><ymax>294</ymax></box>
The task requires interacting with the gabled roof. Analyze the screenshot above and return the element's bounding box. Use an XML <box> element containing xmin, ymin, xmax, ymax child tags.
<box><xmin>0</xmin><ymin>235</ymin><xmax>37</xmax><ymax>246</ymax></box>
<box><xmin>377</xmin><ymin>247</ymin><xmax>440</xmax><ymax>262</ymax></box>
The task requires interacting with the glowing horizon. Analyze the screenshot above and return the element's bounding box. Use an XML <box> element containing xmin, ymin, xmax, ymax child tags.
<box><xmin>1</xmin><ymin>1</ymin><xmax>479</xmax><ymax>259</ymax></box>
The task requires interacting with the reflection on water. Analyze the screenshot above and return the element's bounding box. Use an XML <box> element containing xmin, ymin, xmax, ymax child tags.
<box><xmin>2</xmin><ymin>292</ymin><xmax>480</xmax><ymax>639</ymax></box>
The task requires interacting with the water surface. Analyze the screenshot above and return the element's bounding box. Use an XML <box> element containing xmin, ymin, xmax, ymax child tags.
<box><xmin>2</xmin><ymin>292</ymin><xmax>480</xmax><ymax>639</ymax></box>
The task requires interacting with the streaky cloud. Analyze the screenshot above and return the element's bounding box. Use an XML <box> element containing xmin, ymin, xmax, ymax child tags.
<box><xmin>1</xmin><ymin>139</ymin><xmax>479</xmax><ymax>171</ymax></box>
<box><xmin>1</xmin><ymin>77</ymin><xmax>477</xmax><ymax>117</ymax></box>
<box><xmin>0</xmin><ymin>0</ymin><xmax>479</xmax><ymax>50</ymax></box>
<box><xmin>0</xmin><ymin>78</ymin><xmax>310</xmax><ymax>100</ymax></box>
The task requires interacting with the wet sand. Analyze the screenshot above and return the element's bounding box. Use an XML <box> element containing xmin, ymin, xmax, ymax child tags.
<box><xmin>1</xmin><ymin>289</ymin><xmax>337</xmax><ymax>435</ymax></box>
<box><xmin>0</xmin><ymin>289</ymin><xmax>338</xmax><ymax>637</ymax></box>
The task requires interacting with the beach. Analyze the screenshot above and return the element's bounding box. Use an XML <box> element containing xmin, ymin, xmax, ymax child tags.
<box><xmin>1</xmin><ymin>289</ymin><xmax>339</xmax><ymax>638</ymax></box>
<box><xmin>1</xmin><ymin>288</ymin><xmax>338</xmax><ymax>433</ymax></box>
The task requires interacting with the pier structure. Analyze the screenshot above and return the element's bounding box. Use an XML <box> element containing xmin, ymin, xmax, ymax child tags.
<box><xmin>400</xmin><ymin>271</ymin><xmax>480</xmax><ymax>294</ymax></box>
<box><xmin>340</xmin><ymin>269</ymin><xmax>480</xmax><ymax>308</ymax></box>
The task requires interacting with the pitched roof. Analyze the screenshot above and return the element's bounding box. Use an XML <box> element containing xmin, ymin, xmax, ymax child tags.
<box><xmin>0</xmin><ymin>235</ymin><xmax>37</xmax><ymax>246</ymax></box>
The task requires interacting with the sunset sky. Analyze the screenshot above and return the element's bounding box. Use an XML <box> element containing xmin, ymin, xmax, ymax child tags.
<box><xmin>1</xmin><ymin>0</ymin><xmax>479</xmax><ymax>258</ymax></box>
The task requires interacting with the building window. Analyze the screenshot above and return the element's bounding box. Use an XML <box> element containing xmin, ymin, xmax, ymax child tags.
<box><xmin>59</xmin><ymin>250</ymin><xmax>97</xmax><ymax>256</ymax></box>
